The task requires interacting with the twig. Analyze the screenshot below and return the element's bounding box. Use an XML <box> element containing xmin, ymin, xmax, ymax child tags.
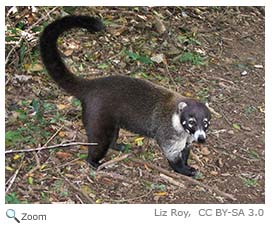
<box><xmin>63</xmin><ymin>176</ymin><xmax>95</xmax><ymax>204</ymax></box>
<box><xmin>96</xmin><ymin>171</ymin><xmax>134</xmax><ymax>184</ymax></box>
<box><xmin>41</xmin><ymin>125</ymin><xmax>65</xmax><ymax>150</ymax></box>
<box><xmin>75</xmin><ymin>194</ymin><xmax>84</xmax><ymax>204</ymax></box>
<box><xmin>106</xmin><ymin>189</ymin><xmax>153</xmax><ymax>203</ymax></box>
<box><xmin>5</xmin><ymin>142</ymin><xmax>98</xmax><ymax>154</ymax></box>
<box><xmin>23</xmin><ymin>125</ymin><xmax>65</xmax><ymax>178</ymax></box>
<box><xmin>5</xmin><ymin>157</ymin><xmax>25</xmax><ymax>193</ymax></box>
<box><xmin>57</xmin><ymin>157</ymin><xmax>82</xmax><ymax>169</ymax></box>
<box><xmin>130</xmin><ymin>158</ymin><xmax>237</xmax><ymax>201</ymax></box>
<box><xmin>160</xmin><ymin>173</ymin><xmax>186</xmax><ymax>189</ymax></box>
<box><xmin>97</xmin><ymin>153</ymin><xmax>130</xmax><ymax>171</ymax></box>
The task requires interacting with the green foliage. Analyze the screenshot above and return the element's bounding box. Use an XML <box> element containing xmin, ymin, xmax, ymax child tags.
<box><xmin>5</xmin><ymin>131</ymin><xmax>22</xmax><ymax>146</ymax></box>
<box><xmin>179</xmin><ymin>52</ymin><xmax>205</xmax><ymax>65</ymax></box>
<box><xmin>124</xmin><ymin>50</ymin><xmax>152</xmax><ymax>64</ymax></box>
<box><xmin>193</xmin><ymin>171</ymin><xmax>203</xmax><ymax>180</ymax></box>
<box><xmin>240</xmin><ymin>177</ymin><xmax>258</xmax><ymax>187</ymax></box>
<box><xmin>5</xmin><ymin>192</ymin><xmax>21</xmax><ymax>204</ymax></box>
<box><xmin>77</xmin><ymin>153</ymin><xmax>88</xmax><ymax>159</ymax></box>
<box><xmin>248</xmin><ymin>150</ymin><xmax>260</xmax><ymax>160</ymax></box>
<box><xmin>98</xmin><ymin>63</ymin><xmax>109</xmax><ymax>69</ymax></box>
<box><xmin>6</xmin><ymin>99</ymin><xmax>66</xmax><ymax>148</ymax></box>
<box><xmin>53</xmin><ymin>179</ymin><xmax>69</xmax><ymax>197</ymax></box>
<box><xmin>244</xmin><ymin>105</ymin><xmax>256</xmax><ymax>114</ymax></box>
<box><xmin>145</xmin><ymin>181</ymin><xmax>166</xmax><ymax>191</ymax></box>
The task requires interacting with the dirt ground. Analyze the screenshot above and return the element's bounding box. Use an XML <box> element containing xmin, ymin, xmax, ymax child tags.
<box><xmin>5</xmin><ymin>7</ymin><xmax>265</xmax><ymax>204</ymax></box>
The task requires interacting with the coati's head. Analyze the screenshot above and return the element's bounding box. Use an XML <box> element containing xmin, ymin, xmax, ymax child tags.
<box><xmin>172</xmin><ymin>100</ymin><xmax>211</xmax><ymax>143</ymax></box>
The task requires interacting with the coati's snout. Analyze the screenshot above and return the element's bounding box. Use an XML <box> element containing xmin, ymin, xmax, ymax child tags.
<box><xmin>178</xmin><ymin>100</ymin><xmax>211</xmax><ymax>143</ymax></box>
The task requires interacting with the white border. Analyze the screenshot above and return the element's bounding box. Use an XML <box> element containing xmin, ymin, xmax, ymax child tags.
<box><xmin>2</xmin><ymin>1</ymin><xmax>271</xmax><ymax>226</ymax></box>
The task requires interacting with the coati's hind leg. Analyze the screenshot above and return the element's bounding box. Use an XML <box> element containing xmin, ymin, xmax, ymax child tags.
<box><xmin>83</xmin><ymin>109</ymin><xmax>117</xmax><ymax>168</ymax></box>
<box><xmin>109</xmin><ymin>127</ymin><xmax>127</xmax><ymax>152</ymax></box>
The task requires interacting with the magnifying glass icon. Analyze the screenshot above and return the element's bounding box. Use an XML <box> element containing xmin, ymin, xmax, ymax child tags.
<box><xmin>6</xmin><ymin>209</ymin><xmax>20</xmax><ymax>223</ymax></box>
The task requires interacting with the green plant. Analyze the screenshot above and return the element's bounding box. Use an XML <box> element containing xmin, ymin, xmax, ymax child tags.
<box><xmin>5</xmin><ymin>192</ymin><xmax>21</xmax><ymax>204</ymax></box>
<box><xmin>124</xmin><ymin>50</ymin><xmax>152</xmax><ymax>64</ymax></box>
<box><xmin>179</xmin><ymin>52</ymin><xmax>205</xmax><ymax>65</ymax></box>
<box><xmin>240</xmin><ymin>176</ymin><xmax>258</xmax><ymax>187</ymax></box>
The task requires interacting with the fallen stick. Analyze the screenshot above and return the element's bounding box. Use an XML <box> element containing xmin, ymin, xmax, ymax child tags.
<box><xmin>97</xmin><ymin>153</ymin><xmax>130</xmax><ymax>171</ymax></box>
<box><xmin>5</xmin><ymin>158</ymin><xmax>24</xmax><ymax>193</ymax></box>
<box><xmin>96</xmin><ymin>171</ymin><xmax>134</xmax><ymax>184</ymax></box>
<box><xmin>5</xmin><ymin>142</ymin><xmax>98</xmax><ymax>154</ymax></box>
<box><xmin>160</xmin><ymin>173</ymin><xmax>186</xmax><ymax>189</ymax></box>
<box><xmin>130</xmin><ymin>158</ymin><xmax>237</xmax><ymax>201</ymax></box>
<box><xmin>63</xmin><ymin>176</ymin><xmax>95</xmax><ymax>204</ymax></box>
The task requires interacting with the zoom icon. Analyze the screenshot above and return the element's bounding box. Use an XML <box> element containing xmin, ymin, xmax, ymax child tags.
<box><xmin>6</xmin><ymin>209</ymin><xmax>20</xmax><ymax>223</ymax></box>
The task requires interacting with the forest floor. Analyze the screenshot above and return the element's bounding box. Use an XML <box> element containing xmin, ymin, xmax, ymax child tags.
<box><xmin>5</xmin><ymin>6</ymin><xmax>265</xmax><ymax>204</ymax></box>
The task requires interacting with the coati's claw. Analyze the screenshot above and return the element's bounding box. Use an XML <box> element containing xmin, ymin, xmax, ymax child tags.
<box><xmin>168</xmin><ymin>161</ymin><xmax>197</xmax><ymax>177</ymax></box>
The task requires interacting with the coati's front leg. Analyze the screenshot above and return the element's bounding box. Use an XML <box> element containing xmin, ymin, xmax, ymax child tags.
<box><xmin>158</xmin><ymin>137</ymin><xmax>197</xmax><ymax>176</ymax></box>
<box><xmin>168</xmin><ymin>145</ymin><xmax>197</xmax><ymax>177</ymax></box>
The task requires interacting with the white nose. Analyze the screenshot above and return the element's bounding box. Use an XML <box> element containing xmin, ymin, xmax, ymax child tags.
<box><xmin>194</xmin><ymin>130</ymin><xmax>206</xmax><ymax>143</ymax></box>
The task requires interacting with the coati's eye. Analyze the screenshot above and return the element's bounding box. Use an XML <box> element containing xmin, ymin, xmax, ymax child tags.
<box><xmin>188</xmin><ymin>120</ymin><xmax>195</xmax><ymax>125</ymax></box>
<box><xmin>203</xmin><ymin>119</ymin><xmax>210</xmax><ymax>128</ymax></box>
<box><xmin>188</xmin><ymin>118</ymin><xmax>196</xmax><ymax>128</ymax></box>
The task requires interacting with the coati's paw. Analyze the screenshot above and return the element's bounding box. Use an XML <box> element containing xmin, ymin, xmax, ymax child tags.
<box><xmin>168</xmin><ymin>161</ymin><xmax>197</xmax><ymax>177</ymax></box>
<box><xmin>110</xmin><ymin>143</ymin><xmax>127</xmax><ymax>152</ymax></box>
<box><xmin>87</xmin><ymin>158</ymin><xmax>100</xmax><ymax>169</ymax></box>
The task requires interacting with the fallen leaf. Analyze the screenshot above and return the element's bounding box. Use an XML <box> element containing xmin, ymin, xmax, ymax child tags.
<box><xmin>210</xmin><ymin>171</ymin><xmax>218</xmax><ymax>176</ymax></box>
<box><xmin>258</xmin><ymin>106</ymin><xmax>265</xmax><ymax>113</ymax></box>
<box><xmin>27</xmin><ymin>63</ymin><xmax>43</xmax><ymax>72</ymax></box>
<box><xmin>232</xmin><ymin>123</ymin><xmax>241</xmax><ymax>130</ymax></box>
<box><xmin>5</xmin><ymin>166</ymin><xmax>14</xmax><ymax>171</ymax></box>
<box><xmin>39</xmin><ymin>164</ymin><xmax>47</xmax><ymax>170</ymax></box>
<box><xmin>144</xmin><ymin>164</ymin><xmax>151</xmax><ymax>171</ymax></box>
<box><xmin>56</xmin><ymin>104</ymin><xmax>67</xmax><ymax>110</ymax></box>
<box><xmin>28</xmin><ymin>176</ymin><xmax>34</xmax><ymax>185</ymax></box>
<box><xmin>153</xmin><ymin>191</ymin><xmax>167</xmax><ymax>196</ymax></box>
<box><xmin>151</xmin><ymin>54</ymin><xmax>165</xmax><ymax>64</ymax></box>
<box><xmin>254</xmin><ymin>64</ymin><xmax>263</xmax><ymax>69</ymax></box>
<box><xmin>56</xmin><ymin>151</ymin><xmax>72</xmax><ymax>159</ymax></box>
<box><xmin>65</xmin><ymin>174</ymin><xmax>76</xmax><ymax>178</ymax></box>
<box><xmin>81</xmin><ymin>185</ymin><xmax>92</xmax><ymax>194</ymax></box>
<box><xmin>58</xmin><ymin>131</ymin><xmax>66</xmax><ymax>137</ymax></box>
<box><xmin>184</xmin><ymin>92</ymin><xmax>193</xmax><ymax>97</ymax></box>
<box><xmin>95</xmin><ymin>199</ymin><xmax>102</xmax><ymax>204</ymax></box>
<box><xmin>13</xmin><ymin>154</ymin><xmax>21</xmax><ymax>160</ymax></box>
<box><xmin>134</xmin><ymin>137</ymin><xmax>145</xmax><ymax>146</ymax></box>
<box><xmin>153</xmin><ymin>16</ymin><xmax>166</xmax><ymax>34</ymax></box>
<box><xmin>63</xmin><ymin>49</ymin><xmax>74</xmax><ymax>57</ymax></box>
<box><xmin>241</xmin><ymin>126</ymin><xmax>251</xmax><ymax>131</ymax></box>
<box><xmin>200</xmin><ymin>147</ymin><xmax>210</xmax><ymax>156</ymax></box>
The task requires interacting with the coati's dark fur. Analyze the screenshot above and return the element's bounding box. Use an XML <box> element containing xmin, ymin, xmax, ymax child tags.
<box><xmin>40</xmin><ymin>15</ymin><xmax>211</xmax><ymax>176</ymax></box>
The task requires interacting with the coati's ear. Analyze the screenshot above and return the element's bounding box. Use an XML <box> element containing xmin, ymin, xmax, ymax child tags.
<box><xmin>178</xmin><ymin>102</ymin><xmax>187</xmax><ymax>112</ymax></box>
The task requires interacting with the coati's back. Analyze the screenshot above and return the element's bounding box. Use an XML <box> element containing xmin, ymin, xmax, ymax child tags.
<box><xmin>82</xmin><ymin>75</ymin><xmax>177</xmax><ymax>137</ymax></box>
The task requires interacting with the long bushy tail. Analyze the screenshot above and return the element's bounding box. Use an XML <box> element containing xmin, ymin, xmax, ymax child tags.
<box><xmin>40</xmin><ymin>15</ymin><xmax>104</xmax><ymax>99</ymax></box>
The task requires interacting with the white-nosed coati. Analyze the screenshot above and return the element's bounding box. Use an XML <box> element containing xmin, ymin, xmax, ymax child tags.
<box><xmin>40</xmin><ymin>15</ymin><xmax>211</xmax><ymax>176</ymax></box>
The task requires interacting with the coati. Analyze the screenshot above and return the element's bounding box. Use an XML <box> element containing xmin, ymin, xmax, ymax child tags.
<box><xmin>40</xmin><ymin>15</ymin><xmax>211</xmax><ymax>176</ymax></box>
